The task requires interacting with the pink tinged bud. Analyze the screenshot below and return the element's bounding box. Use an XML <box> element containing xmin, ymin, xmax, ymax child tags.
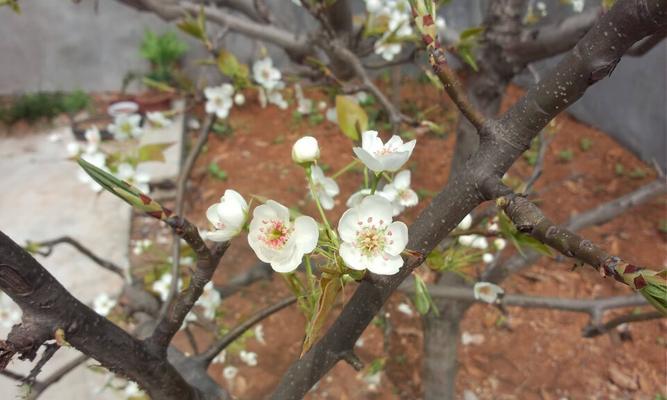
<box><xmin>422</xmin><ymin>15</ymin><xmax>434</xmax><ymax>26</ymax></box>
<box><xmin>422</xmin><ymin>35</ymin><xmax>434</xmax><ymax>45</ymax></box>
<box><xmin>623</xmin><ymin>264</ymin><xmax>641</xmax><ymax>274</ymax></box>
<box><xmin>633</xmin><ymin>275</ymin><xmax>647</xmax><ymax>289</ymax></box>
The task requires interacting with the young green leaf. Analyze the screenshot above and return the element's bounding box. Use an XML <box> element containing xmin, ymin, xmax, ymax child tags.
<box><xmin>336</xmin><ymin>95</ymin><xmax>368</xmax><ymax>141</ymax></box>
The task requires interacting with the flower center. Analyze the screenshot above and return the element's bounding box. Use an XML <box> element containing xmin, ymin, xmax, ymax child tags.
<box><xmin>258</xmin><ymin>220</ymin><xmax>292</xmax><ymax>249</ymax></box>
<box><xmin>374</xmin><ymin>146</ymin><xmax>396</xmax><ymax>156</ymax></box>
<box><xmin>355</xmin><ymin>226</ymin><xmax>386</xmax><ymax>257</ymax></box>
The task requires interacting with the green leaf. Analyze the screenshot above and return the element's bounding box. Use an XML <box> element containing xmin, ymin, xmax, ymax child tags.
<box><xmin>458</xmin><ymin>45</ymin><xmax>478</xmax><ymax>71</ymax></box>
<box><xmin>335</xmin><ymin>95</ymin><xmax>368</xmax><ymax>141</ymax></box>
<box><xmin>413</xmin><ymin>275</ymin><xmax>439</xmax><ymax>316</ymax></box>
<box><xmin>302</xmin><ymin>276</ymin><xmax>343</xmax><ymax>355</ymax></box>
<box><xmin>77</xmin><ymin>157</ymin><xmax>171</xmax><ymax>220</ymax></box>
<box><xmin>459</xmin><ymin>26</ymin><xmax>484</xmax><ymax>41</ymax></box>
<box><xmin>207</xmin><ymin>162</ymin><xmax>228</xmax><ymax>181</ymax></box>
<box><xmin>138</xmin><ymin>143</ymin><xmax>173</xmax><ymax>163</ymax></box>
<box><xmin>177</xmin><ymin>8</ymin><xmax>207</xmax><ymax>42</ymax></box>
<box><xmin>217</xmin><ymin>50</ymin><xmax>249</xmax><ymax>85</ymax></box>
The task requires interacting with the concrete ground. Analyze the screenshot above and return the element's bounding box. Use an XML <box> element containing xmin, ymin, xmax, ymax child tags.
<box><xmin>0</xmin><ymin>110</ymin><xmax>182</xmax><ymax>398</ymax></box>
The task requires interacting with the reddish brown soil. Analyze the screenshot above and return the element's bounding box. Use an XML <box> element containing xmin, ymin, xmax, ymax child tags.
<box><xmin>131</xmin><ymin>82</ymin><xmax>666</xmax><ymax>399</ymax></box>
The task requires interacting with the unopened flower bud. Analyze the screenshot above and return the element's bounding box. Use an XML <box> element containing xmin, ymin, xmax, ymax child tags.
<box><xmin>292</xmin><ymin>136</ymin><xmax>320</xmax><ymax>164</ymax></box>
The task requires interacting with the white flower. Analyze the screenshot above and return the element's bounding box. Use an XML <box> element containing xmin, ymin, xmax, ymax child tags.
<box><xmin>317</xmin><ymin>101</ymin><xmax>327</xmax><ymax>111</ymax></box>
<box><xmin>84</xmin><ymin>125</ymin><xmax>101</xmax><ymax>152</ymax></box>
<box><xmin>482</xmin><ymin>253</ymin><xmax>495</xmax><ymax>264</ymax></box>
<box><xmin>365</xmin><ymin>0</ymin><xmax>383</xmax><ymax>13</ymax></box>
<box><xmin>473</xmin><ymin>282</ymin><xmax>504</xmax><ymax>304</ymax></box>
<box><xmin>92</xmin><ymin>293</ymin><xmax>116</xmax><ymax>316</ymax></box>
<box><xmin>355</xmin><ymin>91</ymin><xmax>369</xmax><ymax>104</ymax></box>
<box><xmin>310</xmin><ymin>165</ymin><xmax>339</xmax><ymax>210</ymax></box>
<box><xmin>294</xmin><ymin>84</ymin><xmax>313</xmax><ymax>115</ymax></box>
<box><xmin>124</xmin><ymin>381</ymin><xmax>143</xmax><ymax>397</ymax></box>
<box><xmin>536</xmin><ymin>1</ymin><xmax>547</xmax><ymax>16</ymax></box>
<box><xmin>374</xmin><ymin>37</ymin><xmax>402</xmax><ymax>61</ymax></box>
<box><xmin>132</xmin><ymin>239</ymin><xmax>152</xmax><ymax>255</ymax></box>
<box><xmin>457</xmin><ymin>214</ymin><xmax>473</xmax><ymax>230</ymax></box>
<box><xmin>205</xmin><ymin>84</ymin><xmax>235</xmax><ymax>119</ymax></box>
<box><xmin>494</xmin><ymin>238</ymin><xmax>507</xmax><ymax>251</ymax></box>
<box><xmin>67</xmin><ymin>141</ymin><xmax>81</xmax><ymax>157</ymax></box>
<box><xmin>116</xmin><ymin>163</ymin><xmax>151</xmax><ymax>193</ymax></box>
<box><xmin>461</xmin><ymin>331</ymin><xmax>485</xmax><ymax>346</ymax></box>
<box><xmin>234</xmin><ymin>92</ymin><xmax>246</xmax><ymax>106</ymax></box>
<box><xmin>382</xmin><ymin>170</ymin><xmax>418</xmax><ymax>215</ymax></box>
<box><xmin>337</xmin><ymin>195</ymin><xmax>408</xmax><ymax>275</ymax></box>
<box><xmin>397</xmin><ymin>302</ymin><xmax>413</xmax><ymax>316</ymax></box>
<box><xmin>223</xmin><ymin>366</ymin><xmax>238</xmax><ymax>381</ymax></box>
<box><xmin>247</xmin><ymin>200</ymin><xmax>319</xmax><ymax>273</ymax></box>
<box><xmin>0</xmin><ymin>293</ymin><xmax>22</xmax><ymax>329</ymax></box>
<box><xmin>353</xmin><ymin>130</ymin><xmax>416</xmax><ymax>173</ymax></box>
<box><xmin>267</xmin><ymin>89</ymin><xmax>288</xmax><ymax>110</ymax></box>
<box><xmin>152</xmin><ymin>273</ymin><xmax>181</xmax><ymax>302</ymax></box>
<box><xmin>205</xmin><ymin>189</ymin><xmax>249</xmax><ymax>242</ymax></box>
<box><xmin>108</xmin><ymin>113</ymin><xmax>142</xmax><ymax>140</ymax></box>
<box><xmin>436</xmin><ymin>16</ymin><xmax>447</xmax><ymax>31</ymax></box>
<box><xmin>239</xmin><ymin>350</ymin><xmax>258</xmax><ymax>367</ymax></box>
<box><xmin>48</xmin><ymin>133</ymin><xmax>62</xmax><ymax>142</ymax></box>
<box><xmin>292</xmin><ymin>136</ymin><xmax>320</xmax><ymax>164</ymax></box>
<box><xmin>253</xmin><ymin>57</ymin><xmax>282</xmax><ymax>91</ymax></box>
<box><xmin>458</xmin><ymin>234</ymin><xmax>488</xmax><ymax>249</ymax></box>
<box><xmin>212</xmin><ymin>350</ymin><xmax>226</xmax><ymax>364</ymax></box>
<box><xmin>254</xmin><ymin>324</ymin><xmax>266</xmax><ymax>345</ymax></box>
<box><xmin>325</xmin><ymin>107</ymin><xmax>338</xmax><ymax>124</ymax></box>
<box><xmin>197</xmin><ymin>282</ymin><xmax>221</xmax><ymax>320</ymax></box>
<box><xmin>346</xmin><ymin>189</ymin><xmax>372</xmax><ymax>208</ymax></box>
<box><xmin>571</xmin><ymin>0</ymin><xmax>585</xmax><ymax>13</ymax></box>
<box><xmin>146</xmin><ymin>111</ymin><xmax>171</xmax><ymax>128</ymax></box>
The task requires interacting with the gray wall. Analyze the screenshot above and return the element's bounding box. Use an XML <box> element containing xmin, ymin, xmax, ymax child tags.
<box><xmin>0</xmin><ymin>0</ymin><xmax>664</xmax><ymax>168</ymax></box>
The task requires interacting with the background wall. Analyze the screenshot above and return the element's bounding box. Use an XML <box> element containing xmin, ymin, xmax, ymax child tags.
<box><xmin>0</xmin><ymin>0</ymin><xmax>664</xmax><ymax>168</ymax></box>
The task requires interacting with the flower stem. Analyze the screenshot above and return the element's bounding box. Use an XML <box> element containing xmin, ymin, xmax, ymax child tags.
<box><xmin>331</xmin><ymin>159</ymin><xmax>360</xmax><ymax>179</ymax></box>
<box><xmin>304</xmin><ymin>255</ymin><xmax>316</xmax><ymax>294</ymax></box>
<box><xmin>370</xmin><ymin>173</ymin><xmax>381</xmax><ymax>195</ymax></box>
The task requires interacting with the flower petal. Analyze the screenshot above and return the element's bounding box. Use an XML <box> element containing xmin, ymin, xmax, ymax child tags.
<box><xmin>393</xmin><ymin>170</ymin><xmax>411</xmax><ymax>190</ymax></box>
<box><xmin>358</xmin><ymin>195</ymin><xmax>394</xmax><ymax>226</ymax></box>
<box><xmin>339</xmin><ymin>242</ymin><xmax>366</xmax><ymax>271</ymax></box>
<box><xmin>294</xmin><ymin>216</ymin><xmax>319</xmax><ymax>254</ymax></box>
<box><xmin>361</xmin><ymin>130</ymin><xmax>382</xmax><ymax>153</ymax></box>
<box><xmin>338</xmin><ymin>207</ymin><xmax>360</xmax><ymax>243</ymax></box>
<box><xmin>206</xmin><ymin>204</ymin><xmax>222</xmax><ymax>226</ymax></box>
<box><xmin>399</xmin><ymin>189</ymin><xmax>419</xmax><ymax>207</ymax></box>
<box><xmin>367</xmin><ymin>253</ymin><xmax>403</xmax><ymax>275</ymax></box>
<box><xmin>384</xmin><ymin>221</ymin><xmax>408</xmax><ymax>256</ymax></box>
<box><xmin>264</xmin><ymin>200</ymin><xmax>290</xmax><ymax>221</ymax></box>
<box><xmin>353</xmin><ymin>147</ymin><xmax>383</xmax><ymax>172</ymax></box>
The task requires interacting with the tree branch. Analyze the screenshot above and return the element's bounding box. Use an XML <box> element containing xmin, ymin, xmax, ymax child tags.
<box><xmin>29</xmin><ymin>236</ymin><xmax>125</xmax><ymax>279</ymax></box>
<box><xmin>196</xmin><ymin>296</ymin><xmax>296</xmax><ymax>366</ymax></box>
<box><xmin>582</xmin><ymin>310</ymin><xmax>663</xmax><ymax>337</ymax></box>
<box><xmin>270</xmin><ymin>1</ymin><xmax>667</xmax><ymax>397</ymax></box>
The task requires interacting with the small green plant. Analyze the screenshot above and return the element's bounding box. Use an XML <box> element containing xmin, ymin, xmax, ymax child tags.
<box><xmin>558</xmin><ymin>149</ymin><xmax>574</xmax><ymax>162</ymax></box>
<box><xmin>579</xmin><ymin>137</ymin><xmax>593</xmax><ymax>151</ymax></box>
<box><xmin>139</xmin><ymin>30</ymin><xmax>188</xmax><ymax>85</ymax></box>
<box><xmin>0</xmin><ymin>91</ymin><xmax>91</xmax><ymax>124</ymax></box>
<box><xmin>212</xmin><ymin>121</ymin><xmax>233</xmax><ymax>138</ymax></box>
<box><xmin>207</xmin><ymin>162</ymin><xmax>228</xmax><ymax>181</ymax></box>
<box><xmin>615</xmin><ymin>162</ymin><xmax>625</xmax><ymax>176</ymax></box>
<box><xmin>628</xmin><ymin>167</ymin><xmax>647</xmax><ymax>179</ymax></box>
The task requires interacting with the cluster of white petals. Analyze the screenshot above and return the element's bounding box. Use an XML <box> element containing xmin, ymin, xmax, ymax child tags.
<box><xmin>353</xmin><ymin>130</ymin><xmax>416</xmax><ymax>173</ymax></box>
<box><xmin>473</xmin><ymin>282</ymin><xmax>504</xmax><ymax>304</ymax></box>
<box><xmin>294</xmin><ymin>84</ymin><xmax>313</xmax><ymax>115</ymax></box>
<box><xmin>247</xmin><ymin>200</ymin><xmax>319</xmax><ymax>273</ymax></box>
<box><xmin>571</xmin><ymin>0</ymin><xmax>585</xmax><ymax>13</ymax></box>
<box><xmin>92</xmin><ymin>292</ymin><xmax>116</xmax><ymax>316</ymax></box>
<box><xmin>366</xmin><ymin>0</ymin><xmax>413</xmax><ymax>61</ymax></box>
<box><xmin>310</xmin><ymin>165</ymin><xmax>339</xmax><ymax>210</ymax></box>
<box><xmin>152</xmin><ymin>273</ymin><xmax>181</xmax><ymax>302</ymax></box>
<box><xmin>197</xmin><ymin>281</ymin><xmax>221</xmax><ymax>320</ymax></box>
<box><xmin>382</xmin><ymin>170</ymin><xmax>418</xmax><ymax>215</ymax></box>
<box><xmin>205</xmin><ymin>190</ymin><xmax>249</xmax><ymax>242</ymax></box>
<box><xmin>205</xmin><ymin>83</ymin><xmax>235</xmax><ymax>119</ymax></box>
<box><xmin>108</xmin><ymin>113</ymin><xmax>143</xmax><ymax>140</ymax></box>
<box><xmin>253</xmin><ymin>57</ymin><xmax>288</xmax><ymax>110</ymax></box>
<box><xmin>337</xmin><ymin>195</ymin><xmax>408</xmax><ymax>275</ymax></box>
<box><xmin>146</xmin><ymin>111</ymin><xmax>172</xmax><ymax>128</ymax></box>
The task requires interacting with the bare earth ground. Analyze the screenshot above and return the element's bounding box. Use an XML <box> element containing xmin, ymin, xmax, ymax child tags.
<box><xmin>122</xmin><ymin>81</ymin><xmax>667</xmax><ymax>400</ymax></box>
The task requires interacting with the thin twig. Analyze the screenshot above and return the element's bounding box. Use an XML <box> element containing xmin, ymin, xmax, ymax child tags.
<box><xmin>30</xmin><ymin>236</ymin><xmax>124</xmax><ymax>278</ymax></box>
<box><xmin>582</xmin><ymin>311</ymin><xmax>664</xmax><ymax>337</ymax></box>
<box><xmin>159</xmin><ymin>114</ymin><xmax>216</xmax><ymax>323</ymax></box>
<box><xmin>429</xmin><ymin>48</ymin><xmax>486</xmax><ymax>131</ymax></box>
<box><xmin>197</xmin><ymin>297</ymin><xmax>296</xmax><ymax>366</ymax></box>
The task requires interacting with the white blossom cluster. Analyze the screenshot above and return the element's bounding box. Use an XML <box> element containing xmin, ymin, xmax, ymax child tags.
<box><xmin>365</xmin><ymin>0</ymin><xmax>414</xmax><ymax>61</ymax></box>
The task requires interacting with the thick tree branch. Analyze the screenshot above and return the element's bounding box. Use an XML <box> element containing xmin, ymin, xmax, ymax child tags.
<box><xmin>509</xmin><ymin>7</ymin><xmax>602</xmax><ymax>64</ymax></box>
<box><xmin>0</xmin><ymin>231</ymin><xmax>203</xmax><ymax>400</ymax></box>
<box><xmin>271</xmin><ymin>1</ymin><xmax>667</xmax><ymax>397</ymax></box>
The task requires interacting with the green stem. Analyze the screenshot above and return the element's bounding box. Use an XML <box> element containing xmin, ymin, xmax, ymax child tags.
<box><xmin>304</xmin><ymin>256</ymin><xmax>316</xmax><ymax>294</ymax></box>
<box><xmin>370</xmin><ymin>173</ymin><xmax>381</xmax><ymax>195</ymax></box>
<box><xmin>331</xmin><ymin>159</ymin><xmax>360</xmax><ymax>179</ymax></box>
